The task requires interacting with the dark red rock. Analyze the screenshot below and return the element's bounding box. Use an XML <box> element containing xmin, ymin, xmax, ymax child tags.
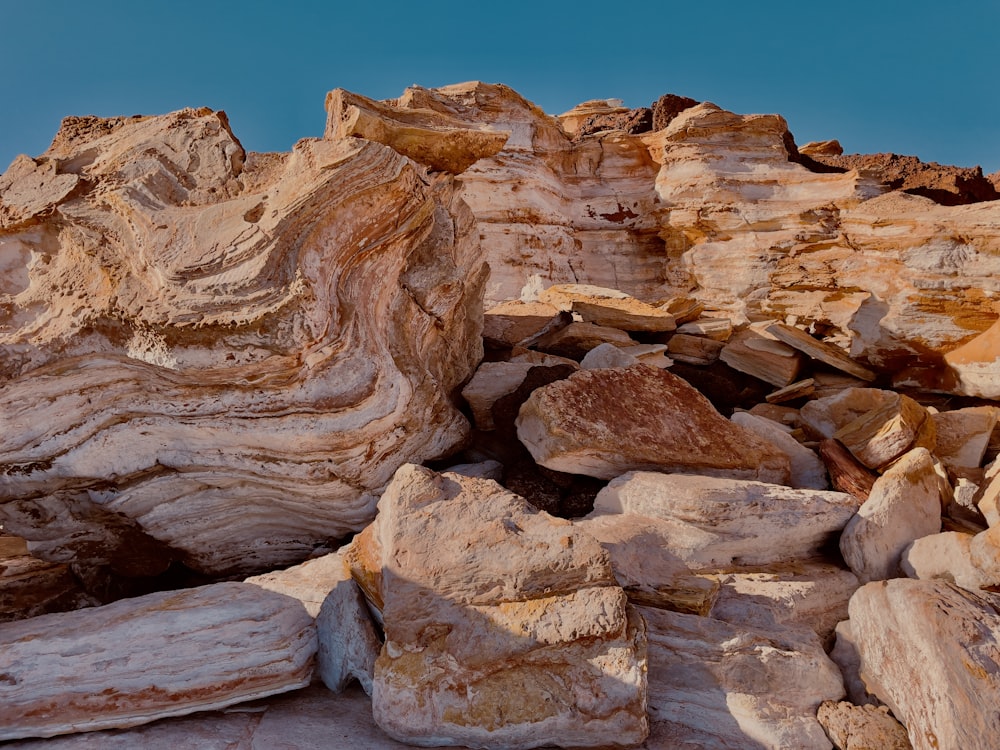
<box><xmin>651</xmin><ymin>93</ymin><xmax>699</xmax><ymax>131</ymax></box>
<box><xmin>574</xmin><ymin>108</ymin><xmax>653</xmax><ymax>138</ymax></box>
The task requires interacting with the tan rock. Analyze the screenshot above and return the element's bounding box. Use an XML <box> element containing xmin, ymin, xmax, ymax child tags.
<box><xmin>461</xmin><ymin>361</ymin><xmax>538</xmax><ymax>430</ymax></box>
<box><xmin>767</xmin><ymin>323</ymin><xmax>876</xmax><ymax>381</ymax></box>
<box><xmin>0</xmin><ymin>103</ymin><xmax>486</xmax><ymax>577</ymax></box>
<box><xmin>531</xmin><ymin>320</ymin><xmax>635</xmax><ymax>359</ymax></box>
<box><xmin>968</xmin><ymin>526</ymin><xmax>1000</xmax><ymax>587</ymax></box>
<box><xmin>818</xmin><ymin>439</ymin><xmax>877</xmax><ymax>501</ymax></box>
<box><xmin>666</xmin><ymin>332</ymin><xmax>725</xmax><ymax>365</ymax></box>
<box><xmin>799</xmin><ymin>139</ymin><xmax>844</xmax><ymax>157</ymax></box>
<box><xmin>731</xmin><ymin>411</ymin><xmax>829</xmax><ymax>490</ymax></box>
<box><xmin>900</xmin><ymin>531</ymin><xmax>986</xmax><ymax>591</ymax></box>
<box><xmin>620</xmin><ymin>343</ymin><xmax>672</xmax><ymax>368</ymax></box>
<box><xmin>579</xmin><ymin>342</ymin><xmax>640</xmax><ymax>370</ymax></box>
<box><xmin>675</xmin><ymin>317</ymin><xmax>733</xmax><ymax>340</ymax></box>
<box><xmin>589</xmin><ymin>471</ymin><xmax>861</xmax><ymax>569</ymax></box>
<box><xmin>765</xmin><ymin>377</ymin><xmax>816</xmax><ymax>403</ymax></box>
<box><xmin>642</xmin><ymin>605</ymin><xmax>844</xmax><ymax>749</ymax></box>
<box><xmin>830</xmin><ymin>619</ymin><xmax>874</xmax><ymax>707</ymax></box>
<box><xmin>840</xmin><ymin>448</ymin><xmax>943</xmax><ymax>583</ymax></box>
<box><xmin>979</xmin><ymin>470</ymin><xmax>1000</xmax><ymax>527</ymax></box>
<box><xmin>482</xmin><ymin>301</ymin><xmax>566</xmax><ymax>348</ymax></box>
<box><xmin>537</xmin><ymin>283</ymin><xmax>633</xmax><ymax>311</ymax></box>
<box><xmin>571</xmin><ymin>297</ymin><xmax>677</xmax><ymax>332</ymax></box>
<box><xmin>849</xmin><ymin>578</ymin><xmax>1000</xmax><ymax>750</ymax></box>
<box><xmin>0</xmin><ymin>582</ymin><xmax>316</xmax><ymax>740</ymax></box>
<box><xmin>346</xmin><ymin>464</ymin><xmax>648</xmax><ymax>749</ymax></box>
<box><xmin>516</xmin><ymin>365</ymin><xmax>791</xmax><ymax>482</ymax></box>
<box><xmin>573</xmin><ymin>513</ymin><xmax>720</xmax><ymax>614</ymax></box>
<box><xmin>325</xmin><ymin>88</ymin><xmax>509</xmax><ymax>173</ymax></box>
<box><xmin>816</xmin><ymin>701</ymin><xmax>912</xmax><ymax>750</ymax></box>
<box><xmin>720</xmin><ymin>328</ymin><xmax>804</xmax><ymax>387</ymax></box>
<box><xmin>932</xmin><ymin>406</ymin><xmax>998</xmax><ymax>472</ymax></box>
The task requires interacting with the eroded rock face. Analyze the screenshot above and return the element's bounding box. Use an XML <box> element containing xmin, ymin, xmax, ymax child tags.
<box><xmin>0</xmin><ymin>104</ymin><xmax>487</xmax><ymax>577</ymax></box>
<box><xmin>516</xmin><ymin>365</ymin><xmax>791</xmax><ymax>482</ymax></box>
<box><xmin>346</xmin><ymin>464</ymin><xmax>648</xmax><ymax>749</ymax></box>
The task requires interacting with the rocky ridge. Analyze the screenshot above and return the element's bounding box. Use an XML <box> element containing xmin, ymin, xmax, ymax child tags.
<box><xmin>2</xmin><ymin>80</ymin><xmax>1000</xmax><ymax>748</ymax></box>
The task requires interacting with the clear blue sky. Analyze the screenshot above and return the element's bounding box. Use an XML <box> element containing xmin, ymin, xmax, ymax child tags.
<box><xmin>2</xmin><ymin>0</ymin><xmax>998</xmax><ymax>173</ymax></box>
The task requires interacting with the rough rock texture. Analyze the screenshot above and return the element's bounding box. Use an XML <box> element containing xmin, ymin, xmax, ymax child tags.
<box><xmin>589</xmin><ymin>471</ymin><xmax>861</xmax><ymax>569</ymax></box>
<box><xmin>0</xmin><ymin>582</ymin><xmax>316</xmax><ymax>740</ymax></box>
<box><xmin>0</xmin><ymin>553</ymin><xmax>98</xmax><ymax>622</ymax></box>
<box><xmin>516</xmin><ymin>365</ymin><xmax>791</xmax><ymax>482</ymax></box>
<box><xmin>346</xmin><ymin>464</ymin><xmax>648</xmax><ymax>749</ymax></box>
<box><xmin>731</xmin><ymin>411</ymin><xmax>829</xmax><ymax>490</ymax></box>
<box><xmin>900</xmin><ymin>531</ymin><xmax>986</xmax><ymax>591</ymax></box>
<box><xmin>932</xmin><ymin>405</ymin><xmax>998</xmax><ymax>472</ymax></box>
<box><xmin>840</xmin><ymin>448</ymin><xmax>942</xmax><ymax>583</ymax></box>
<box><xmin>0</xmin><ymin>103</ymin><xmax>487</xmax><ymax>577</ymax></box>
<box><xmin>849</xmin><ymin>578</ymin><xmax>1000</xmax><ymax>750</ymax></box>
<box><xmin>944</xmin><ymin>318</ymin><xmax>1000</xmax><ymax>399</ymax></box>
<box><xmin>816</xmin><ymin>701</ymin><xmax>912</xmax><ymax>750</ymax></box>
<box><xmin>641</xmin><ymin>605</ymin><xmax>844</xmax><ymax>749</ymax></box>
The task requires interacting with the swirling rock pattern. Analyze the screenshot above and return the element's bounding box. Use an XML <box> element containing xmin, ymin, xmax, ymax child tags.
<box><xmin>0</xmin><ymin>105</ymin><xmax>488</xmax><ymax>576</ymax></box>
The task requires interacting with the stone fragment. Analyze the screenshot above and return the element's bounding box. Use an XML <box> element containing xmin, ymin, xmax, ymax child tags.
<box><xmin>461</xmin><ymin>361</ymin><xmax>538</xmax><ymax>430</ymax></box>
<box><xmin>816</xmin><ymin>701</ymin><xmax>912</xmax><ymax>750</ymax></box>
<box><xmin>813</xmin><ymin>372</ymin><xmax>871</xmax><ymax>399</ymax></box>
<box><xmin>651</xmin><ymin>93</ymin><xmax>700</xmax><ymax>131</ymax></box>
<box><xmin>819</xmin><ymin>439</ymin><xmax>877</xmax><ymax>501</ymax></box>
<box><xmin>537</xmin><ymin>283</ymin><xmax>631</xmax><ymax>311</ymax></box>
<box><xmin>709</xmin><ymin>564</ymin><xmax>860</xmax><ymax>646</ymax></box>
<box><xmin>900</xmin><ymin>531</ymin><xmax>986</xmax><ymax>591</ymax></box>
<box><xmin>969</xmin><ymin>526</ymin><xmax>1000</xmax><ymax>587</ymax></box>
<box><xmin>978</xmin><ymin>470</ymin><xmax>1000</xmax><ymax>527</ymax></box>
<box><xmin>767</xmin><ymin>323</ymin><xmax>876</xmax><ymax>381</ymax></box>
<box><xmin>516</xmin><ymin>365</ymin><xmax>791</xmax><ymax>482</ymax></box>
<box><xmin>441</xmin><ymin>459</ymin><xmax>504</xmax><ymax>482</ymax></box>
<box><xmin>731</xmin><ymin>411</ymin><xmax>829</xmax><ymax>490</ymax></box>
<box><xmin>642</xmin><ymin>605</ymin><xmax>844</xmax><ymax>749</ymax></box>
<box><xmin>944</xmin><ymin>318</ymin><xmax>1000</xmax><ymax>399</ymax></box>
<box><xmin>589</xmin><ymin>471</ymin><xmax>860</xmax><ymax>568</ymax></box>
<box><xmin>245</xmin><ymin>553</ymin><xmax>381</xmax><ymax>695</ymax></box>
<box><xmin>720</xmin><ymin>329</ymin><xmax>804</xmax><ymax>387</ymax></box>
<box><xmin>675</xmin><ymin>317</ymin><xmax>733</xmax><ymax>340</ymax></box>
<box><xmin>765</xmin><ymin>377</ymin><xmax>815</xmax><ymax>403</ymax></box>
<box><xmin>748</xmin><ymin>402</ymin><xmax>802</xmax><ymax>429</ymax></box>
<box><xmin>849</xmin><ymin>578</ymin><xmax>1000</xmax><ymax>750</ymax></box>
<box><xmin>0</xmin><ymin>554</ymin><xmax>98</xmax><ymax>623</ymax></box>
<box><xmin>326</xmin><ymin>88</ymin><xmax>509</xmax><ymax>173</ymax></box>
<box><xmin>0</xmin><ymin>104</ymin><xmax>486</xmax><ymax>577</ymax></box>
<box><xmin>660</xmin><ymin>296</ymin><xmax>704</xmax><ymax>324</ymax></box>
<box><xmin>666</xmin><ymin>333</ymin><xmax>725</xmax><ymax>365</ymax></box>
<box><xmin>573</xmin><ymin>513</ymin><xmax>720</xmax><ymax>614</ymax></box>
<box><xmin>932</xmin><ymin>406</ymin><xmax>998</xmax><ymax>472</ymax></box>
<box><xmin>840</xmin><ymin>448</ymin><xmax>942</xmax><ymax>583</ymax></box>
<box><xmin>482</xmin><ymin>301</ymin><xmax>567</xmax><ymax>348</ymax></box>
<box><xmin>346</xmin><ymin>464</ymin><xmax>648</xmax><ymax>749</ymax></box>
<box><xmin>0</xmin><ymin>582</ymin><xmax>316</xmax><ymax>740</ymax></box>
<box><xmin>571</xmin><ymin>297</ymin><xmax>676</xmax><ymax>332</ymax></box>
<box><xmin>557</xmin><ymin>99</ymin><xmax>630</xmax><ymax>136</ymax></box>
<box><xmin>579</xmin><ymin>342</ymin><xmax>640</xmax><ymax>370</ymax></box>
<box><xmin>531</xmin><ymin>320</ymin><xmax>635</xmax><ymax>359</ymax></box>
<box><xmin>799</xmin><ymin>139</ymin><xmax>844</xmax><ymax>157</ymax></box>
<box><xmin>620</xmin><ymin>343</ymin><xmax>672</xmax><ymax>368</ymax></box>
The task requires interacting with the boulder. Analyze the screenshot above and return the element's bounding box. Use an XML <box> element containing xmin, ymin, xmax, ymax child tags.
<box><xmin>840</xmin><ymin>448</ymin><xmax>943</xmax><ymax>583</ymax></box>
<box><xmin>482</xmin><ymin>301</ymin><xmax>567</xmax><ymax>348</ymax></box>
<box><xmin>816</xmin><ymin>701</ymin><xmax>912</xmax><ymax>750</ymax></box>
<box><xmin>719</xmin><ymin>329</ymin><xmax>804</xmax><ymax>387</ymax></box>
<box><xmin>579</xmin><ymin>342</ymin><xmax>640</xmax><ymax>370</ymax></box>
<box><xmin>0</xmin><ymin>553</ymin><xmax>98</xmax><ymax>623</ymax></box>
<box><xmin>0</xmin><ymin>582</ymin><xmax>316</xmax><ymax>740</ymax></box>
<box><xmin>588</xmin><ymin>471</ymin><xmax>861</xmax><ymax>569</ymax></box>
<box><xmin>849</xmin><ymin>578</ymin><xmax>1000</xmax><ymax>750</ymax></box>
<box><xmin>731</xmin><ymin>411</ymin><xmax>829</xmax><ymax>490</ymax></box>
<box><xmin>900</xmin><ymin>531</ymin><xmax>986</xmax><ymax>591</ymax></box>
<box><xmin>932</xmin><ymin>406</ymin><xmax>998</xmax><ymax>472</ymax></box>
<box><xmin>531</xmin><ymin>320</ymin><xmax>635</xmax><ymax>359</ymax></box>
<box><xmin>570</xmin><ymin>297</ymin><xmax>676</xmax><ymax>332</ymax></box>
<box><xmin>345</xmin><ymin>464</ymin><xmax>648</xmax><ymax>749</ymax></box>
<box><xmin>516</xmin><ymin>365</ymin><xmax>791</xmax><ymax>482</ymax></box>
<box><xmin>0</xmin><ymin>103</ymin><xmax>487</xmax><ymax>577</ymax></box>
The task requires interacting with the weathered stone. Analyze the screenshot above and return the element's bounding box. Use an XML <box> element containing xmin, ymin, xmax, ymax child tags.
<box><xmin>0</xmin><ymin>582</ymin><xmax>316</xmax><ymax>740</ymax></box>
<box><xmin>579</xmin><ymin>342</ymin><xmax>640</xmax><ymax>370</ymax></box>
<box><xmin>573</xmin><ymin>513</ymin><xmax>720</xmax><ymax>614</ymax></box>
<box><xmin>537</xmin><ymin>283</ymin><xmax>632</xmax><ymax>311</ymax></box>
<box><xmin>620</xmin><ymin>343</ymin><xmax>672</xmax><ymax>368</ymax></box>
<box><xmin>346</xmin><ymin>464</ymin><xmax>648</xmax><ymax>749</ymax></box>
<box><xmin>816</xmin><ymin>701</ymin><xmax>912</xmax><ymax>750</ymax></box>
<box><xmin>849</xmin><ymin>578</ymin><xmax>1000</xmax><ymax>750</ymax></box>
<box><xmin>765</xmin><ymin>377</ymin><xmax>816</xmax><ymax>403</ymax></box>
<box><xmin>245</xmin><ymin>553</ymin><xmax>380</xmax><ymax>695</ymax></box>
<box><xmin>531</xmin><ymin>320</ymin><xmax>635</xmax><ymax>359</ymax></box>
<box><xmin>819</xmin><ymin>439</ymin><xmax>877</xmax><ymax>501</ymax></box>
<box><xmin>666</xmin><ymin>332</ymin><xmax>725</xmax><ymax>365</ymax></box>
<box><xmin>675</xmin><ymin>317</ymin><xmax>733</xmax><ymax>340</ymax></box>
<box><xmin>709</xmin><ymin>564</ymin><xmax>860</xmax><ymax>646</ymax></box>
<box><xmin>571</xmin><ymin>297</ymin><xmax>676</xmax><ymax>332</ymax></box>
<box><xmin>720</xmin><ymin>328</ymin><xmax>804</xmax><ymax>387</ymax></box>
<box><xmin>516</xmin><ymin>365</ymin><xmax>791</xmax><ymax>482</ymax></box>
<box><xmin>0</xmin><ymin>554</ymin><xmax>98</xmax><ymax>622</ymax></box>
<box><xmin>900</xmin><ymin>531</ymin><xmax>987</xmax><ymax>591</ymax></box>
<box><xmin>482</xmin><ymin>301</ymin><xmax>566</xmax><ymax>348</ymax></box>
<box><xmin>651</xmin><ymin>93</ymin><xmax>700</xmax><ymax>131</ymax></box>
<box><xmin>767</xmin><ymin>323</ymin><xmax>876</xmax><ymax>381</ymax></box>
<box><xmin>461</xmin><ymin>361</ymin><xmax>538</xmax><ymax>430</ymax></box>
<box><xmin>932</xmin><ymin>406</ymin><xmax>998</xmax><ymax>472</ymax></box>
<box><xmin>589</xmin><ymin>471</ymin><xmax>861</xmax><ymax>569</ymax></box>
<box><xmin>840</xmin><ymin>448</ymin><xmax>942</xmax><ymax>583</ymax></box>
<box><xmin>830</xmin><ymin>619</ymin><xmax>875</xmax><ymax>707</ymax></box>
<box><xmin>642</xmin><ymin>605</ymin><xmax>844</xmax><ymax>749</ymax></box>
<box><xmin>731</xmin><ymin>411</ymin><xmax>829</xmax><ymax>490</ymax></box>
<box><xmin>0</xmin><ymin>102</ymin><xmax>486</xmax><ymax>577</ymax></box>
<box><xmin>799</xmin><ymin>140</ymin><xmax>844</xmax><ymax>157</ymax></box>
<box><xmin>557</xmin><ymin>99</ymin><xmax>630</xmax><ymax>136</ymax></box>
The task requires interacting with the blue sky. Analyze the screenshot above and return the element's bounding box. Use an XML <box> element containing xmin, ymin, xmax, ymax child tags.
<box><xmin>2</xmin><ymin>0</ymin><xmax>998</xmax><ymax>172</ymax></box>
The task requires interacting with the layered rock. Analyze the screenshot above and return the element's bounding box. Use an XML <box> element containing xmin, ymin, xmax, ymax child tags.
<box><xmin>345</xmin><ymin>464</ymin><xmax>648</xmax><ymax>749</ymax></box>
<box><xmin>0</xmin><ymin>582</ymin><xmax>316</xmax><ymax>740</ymax></box>
<box><xmin>516</xmin><ymin>365</ymin><xmax>791</xmax><ymax>482</ymax></box>
<box><xmin>0</xmin><ymin>103</ymin><xmax>487</xmax><ymax>577</ymax></box>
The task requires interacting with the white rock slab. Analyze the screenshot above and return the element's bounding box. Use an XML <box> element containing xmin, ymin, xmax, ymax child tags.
<box><xmin>849</xmin><ymin>578</ymin><xmax>1000</xmax><ymax>750</ymax></box>
<box><xmin>641</xmin><ymin>605</ymin><xmax>843</xmax><ymax>749</ymax></box>
<box><xmin>932</xmin><ymin>406</ymin><xmax>998</xmax><ymax>472</ymax></box>
<box><xmin>731</xmin><ymin>411</ymin><xmax>829</xmax><ymax>490</ymax></box>
<box><xmin>589</xmin><ymin>471</ymin><xmax>861</xmax><ymax>569</ymax></box>
<box><xmin>901</xmin><ymin>531</ymin><xmax>987</xmax><ymax>592</ymax></box>
<box><xmin>0</xmin><ymin>582</ymin><xmax>316</xmax><ymax>741</ymax></box>
<box><xmin>839</xmin><ymin>448</ymin><xmax>942</xmax><ymax>583</ymax></box>
<box><xmin>816</xmin><ymin>701</ymin><xmax>911</xmax><ymax>750</ymax></box>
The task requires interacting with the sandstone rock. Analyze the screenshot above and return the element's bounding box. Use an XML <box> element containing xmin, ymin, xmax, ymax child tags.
<box><xmin>660</xmin><ymin>295</ymin><xmax>705</xmax><ymax>324</ymax></box>
<box><xmin>818</xmin><ymin>439</ymin><xmax>876</xmax><ymax>501</ymax></box>
<box><xmin>767</xmin><ymin>323</ymin><xmax>876</xmax><ymax>381</ymax></box>
<box><xmin>765</xmin><ymin>377</ymin><xmax>816</xmax><ymax>404</ymax></box>
<box><xmin>830</xmin><ymin>619</ymin><xmax>874</xmax><ymax>707</ymax></box>
<box><xmin>709</xmin><ymin>564</ymin><xmax>860</xmax><ymax>646</ymax></box>
<box><xmin>641</xmin><ymin>605</ymin><xmax>844</xmax><ymax>749</ymax></box>
<box><xmin>482</xmin><ymin>301</ymin><xmax>566</xmax><ymax>348</ymax></box>
<box><xmin>849</xmin><ymin>578</ymin><xmax>1000</xmax><ymax>750</ymax></box>
<box><xmin>571</xmin><ymin>296</ymin><xmax>676</xmax><ymax>332</ymax></box>
<box><xmin>346</xmin><ymin>464</ymin><xmax>648</xmax><ymax>749</ymax></box>
<box><xmin>557</xmin><ymin>99</ymin><xmax>629</xmax><ymax>136</ymax></box>
<box><xmin>968</xmin><ymin>526</ymin><xmax>1000</xmax><ymax>588</ymax></box>
<box><xmin>0</xmin><ymin>554</ymin><xmax>98</xmax><ymax>622</ymax></box>
<box><xmin>675</xmin><ymin>317</ymin><xmax>733</xmax><ymax>340</ymax></box>
<box><xmin>731</xmin><ymin>411</ymin><xmax>829</xmax><ymax>490</ymax></box>
<box><xmin>461</xmin><ymin>361</ymin><xmax>539</xmax><ymax>430</ymax></box>
<box><xmin>245</xmin><ymin>552</ymin><xmax>381</xmax><ymax>695</ymax></box>
<box><xmin>0</xmin><ymin>103</ymin><xmax>487</xmax><ymax>577</ymax></box>
<box><xmin>900</xmin><ymin>531</ymin><xmax>986</xmax><ymax>591</ymax></box>
<box><xmin>816</xmin><ymin>701</ymin><xmax>912</xmax><ymax>750</ymax></box>
<box><xmin>0</xmin><ymin>582</ymin><xmax>316</xmax><ymax>740</ymax></box>
<box><xmin>516</xmin><ymin>365</ymin><xmax>791</xmax><ymax>482</ymax></box>
<box><xmin>589</xmin><ymin>471</ymin><xmax>861</xmax><ymax>569</ymax></box>
<box><xmin>573</xmin><ymin>108</ymin><xmax>653</xmax><ymax>139</ymax></box>
<box><xmin>944</xmin><ymin>318</ymin><xmax>1000</xmax><ymax>399</ymax></box>
<box><xmin>719</xmin><ymin>328</ymin><xmax>804</xmax><ymax>387</ymax></box>
<box><xmin>531</xmin><ymin>320</ymin><xmax>635</xmax><ymax>359</ymax></box>
<box><xmin>978</xmin><ymin>470</ymin><xmax>1000</xmax><ymax>527</ymax></box>
<box><xmin>579</xmin><ymin>342</ymin><xmax>640</xmax><ymax>370</ymax></box>
<box><xmin>799</xmin><ymin>140</ymin><xmax>844</xmax><ymax>157</ymax></box>
<box><xmin>650</xmin><ymin>93</ymin><xmax>699</xmax><ymax>131</ymax></box>
<box><xmin>573</xmin><ymin>513</ymin><xmax>720</xmax><ymax>614</ymax></box>
<box><xmin>325</xmin><ymin>88</ymin><xmax>509</xmax><ymax>173</ymax></box>
<box><xmin>666</xmin><ymin>332</ymin><xmax>725</xmax><ymax>365</ymax></box>
<box><xmin>932</xmin><ymin>406</ymin><xmax>998</xmax><ymax>472</ymax></box>
<box><xmin>620</xmin><ymin>343</ymin><xmax>672</xmax><ymax>368</ymax></box>
<box><xmin>537</xmin><ymin>283</ymin><xmax>632</xmax><ymax>310</ymax></box>
<box><xmin>840</xmin><ymin>448</ymin><xmax>942</xmax><ymax>583</ymax></box>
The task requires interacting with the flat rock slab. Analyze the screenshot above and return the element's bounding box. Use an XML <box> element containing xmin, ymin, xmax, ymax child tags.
<box><xmin>0</xmin><ymin>582</ymin><xmax>316</xmax><ymax>741</ymax></box>
<box><xmin>589</xmin><ymin>471</ymin><xmax>861</xmax><ymax>569</ymax></box>
<box><xmin>346</xmin><ymin>464</ymin><xmax>648</xmax><ymax>749</ymax></box>
<box><xmin>816</xmin><ymin>701</ymin><xmax>912</xmax><ymax>750</ymax></box>
<box><xmin>516</xmin><ymin>365</ymin><xmax>791</xmax><ymax>483</ymax></box>
<box><xmin>767</xmin><ymin>323</ymin><xmax>876</xmax><ymax>381</ymax></box>
<box><xmin>849</xmin><ymin>578</ymin><xmax>1000</xmax><ymax>750</ymax></box>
